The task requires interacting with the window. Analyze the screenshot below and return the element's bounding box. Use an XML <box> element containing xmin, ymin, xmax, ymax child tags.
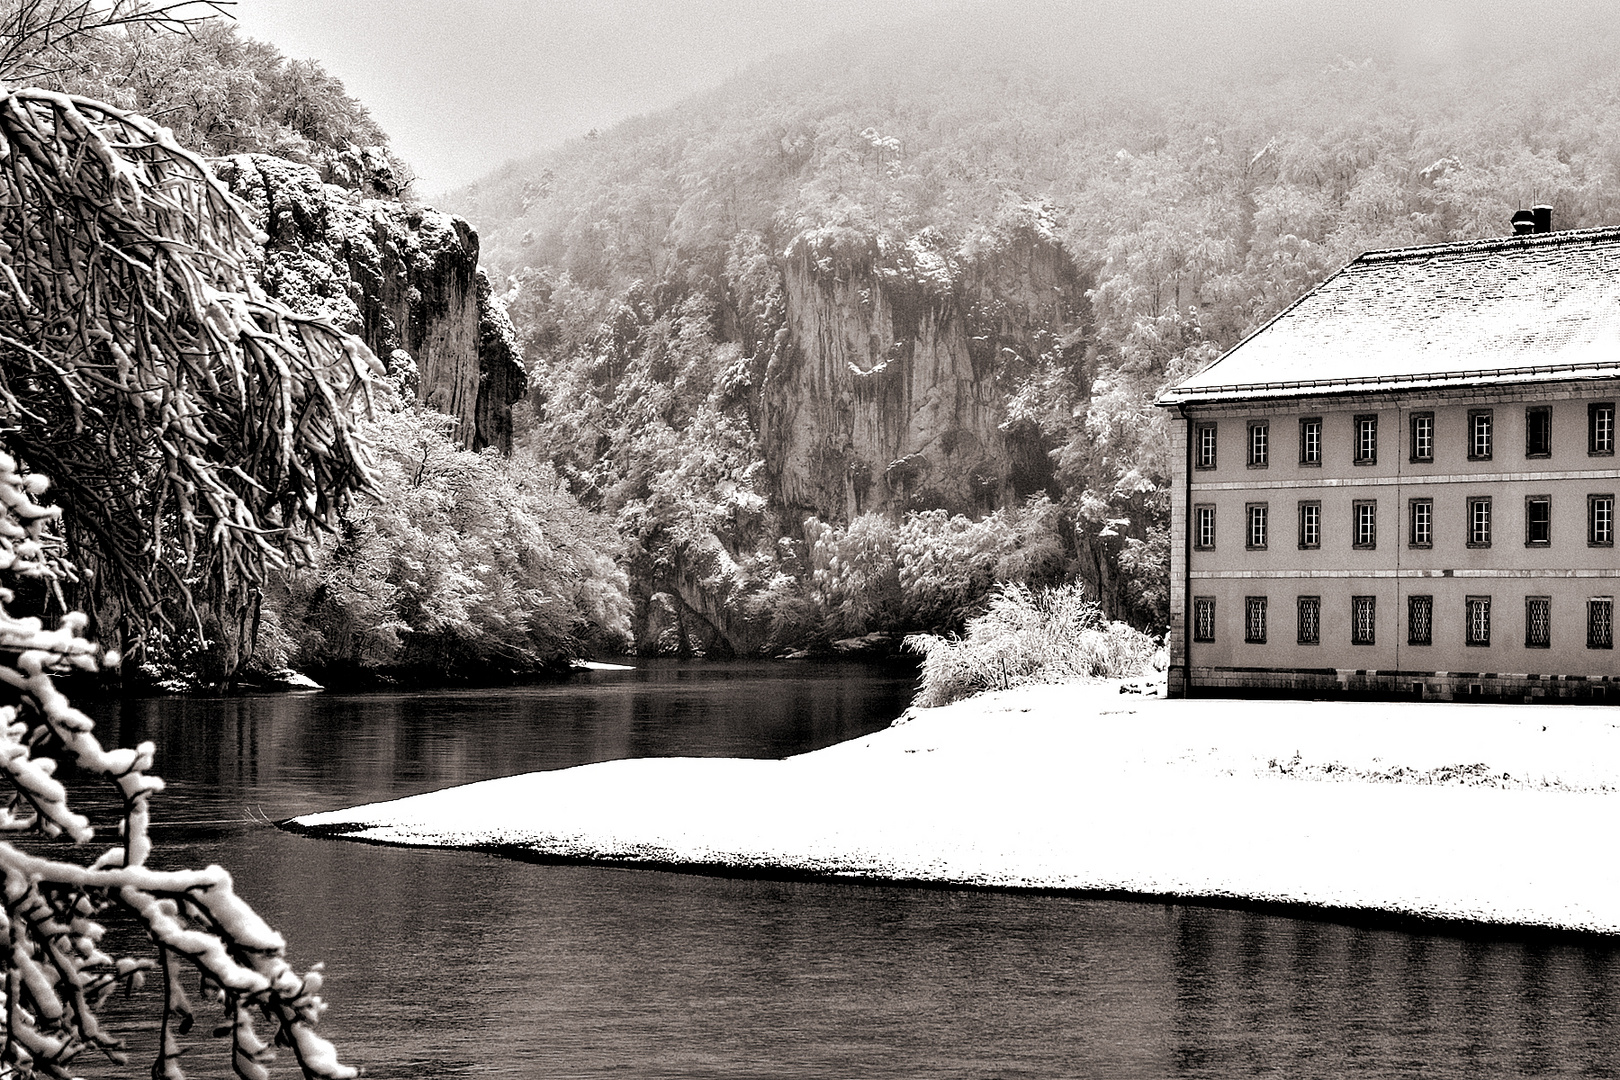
<box><xmin>1299</xmin><ymin>417</ymin><xmax>1322</xmax><ymax>466</ymax></box>
<box><xmin>1409</xmin><ymin>498</ymin><xmax>1433</xmax><ymax>548</ymax></box>
<box><xmin>1195</xmin><ymin>423</ymin><xmax>1217</xmax><ymax>469</ymax></box>
<box><xmin>1248</xmin><ymin>421</ymin><xmax>1269</xmax><ymax>467</ymax></box>
<box><xmin>1245</xmin><ymin>596</ymin><xmax>1267</xmax><ymax>644</ymax></box>
<box><xmin>1354</xmin><ymin>414</ymin><xmax>1377</xmax><ymax>464</ymax></box>
<box><xmin>1193</xmin><ymin>597</ymin><xmax>1216</xmax><ymax>643</ymax></box>
<box><xmin>1352</xmin><ymin>596</ymin><xmax>1376</xmax><ymax>645</ymax></box>
<box><xmin>1468</xmin><ymin>409</ymin><xmax>1493</xmax><ymax>460</ymax></box>
<box><xmin>1409</xmin><ymin>412</ymin><xmax>1434</xmax><ymax>463</ymax></box>
<box><xmin>1246</xmin><ymin>504</ymin><xmax>1268</xmax><ymax>549</ymax></box>
<box><xmin>1590</xmin><ymin>597</ymin><xmax>1614</xmax><ymax>649</ymax></box>
<box><xmin>1407</xmin><ymin>595</ymin><xmax>1433</xmax><ymax>646</ymax></box>
<box><xmin>1466</xmin><ymin>596</ymin><xmax>1491</xmax><ymax>647</ymax></box>
<box><xmin>1590</xmin><ymin>403</ymin><xmax>1615</xmax><ymax>456</ymax></box>
<box><xmin>1591</xmin><ymin>495</ymin><xmax>1614</xmax><ymax>547</ymax></box>
<box><xmin>1194</xmin><ymin>505</ymin><xmax>1216</xmax><ymax>550</ymax></box>
<box><xmin>1353</xmin><ymin>500</ymin><xmax>1377</xmax><ymax>549</ymax></box>
<box><xmin>1525</xmin><ymin>407</ymin><xmax>1551</xmax><ymax>458</ymax></box>
<box><xmin>1525</xmin><ymin>596</ymin><xmax>1551</xmax><ymax>649</ymax></box>
<box><xmin>1525</xmin><ymin>496</ymin><xmax>1551</xmax><ymax>547</ymax></box>
<box><xmin>1467</xmin><ymin>497</ymin><xmax>1492</xmax><ymax>547</ymax></box>
<box><xmin>1297</xmin><ymin>596</ymin><xmax>1320</xmax><ymax>645</ymax></box>
<box><xmin>1298</xmin><ymin>500</ymin><xmax>1320</xmax><ymax>549</ymax></box>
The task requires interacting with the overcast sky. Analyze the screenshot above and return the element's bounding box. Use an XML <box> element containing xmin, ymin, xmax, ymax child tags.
<box><xmin>224</xmin><ymin>0</ymin><xmax>1620</xmax><ymax>198</ymax></box>
<box><xmin>227</xmin><ymin>0</ymin><xmax>969</xmax><ymax>197</ymax></box>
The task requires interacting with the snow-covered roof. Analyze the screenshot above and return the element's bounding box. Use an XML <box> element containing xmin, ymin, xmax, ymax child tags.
<box><xmin>1159</xmin><ymin>226</ymin><xmax>1620</xmax><ymax>406</ymax></box>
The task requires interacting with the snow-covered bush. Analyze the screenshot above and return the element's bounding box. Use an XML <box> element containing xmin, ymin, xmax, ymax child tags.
<box><xmin>904</xmin><ymin>582</ymin><xmax>1158</xmax><ymax>707</ymax></box>
<box><xmin>0</xmin><ymin>455</ymin><xmax>350</xmax><ymax>1079</ymax></box>
<box><xmin>255</xmin><ymin>406</ymin><xmax>632</xmax><ymax>679</ymax></box>
<box><xmin>806</xmin><ymin>498</ymin><xmax>1068</xmax><ymax>639</ymax></box>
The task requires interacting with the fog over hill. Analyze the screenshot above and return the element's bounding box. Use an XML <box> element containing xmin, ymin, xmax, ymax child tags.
<box><xmin>433</xmin><ymin>0</ymin><xmax>1620</xmax><ymax>656</ymax></box>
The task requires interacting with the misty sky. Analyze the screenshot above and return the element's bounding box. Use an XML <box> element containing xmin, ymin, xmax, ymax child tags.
<box><xmin>228</xmin><ymin>0</ymin><xmax>970</xmax><ymax>197</ymax></box>
<box><xmin>225</xmin><ymin>0</ymin><xmax>1620</xmax><ymax>200</ymax></box>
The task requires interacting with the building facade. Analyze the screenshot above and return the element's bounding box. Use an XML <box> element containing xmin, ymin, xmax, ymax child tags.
<box><xmin>1159</xmin><ymin>225</ymin><xmax>1620</xmax><ymax>701</ymax></box>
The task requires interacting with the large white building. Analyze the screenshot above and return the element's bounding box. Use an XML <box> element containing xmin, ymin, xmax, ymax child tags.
<box><xmin>1157</xmin><ymin>217</ymin><xmax>1620</xmax><ymax>701</ymax></box>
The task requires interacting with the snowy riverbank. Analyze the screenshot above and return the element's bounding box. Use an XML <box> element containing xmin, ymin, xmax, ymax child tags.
<box><xmin>291</xmin><ymin>684</ymin><xmax>1620</xmax><ymax>934</ymax></box>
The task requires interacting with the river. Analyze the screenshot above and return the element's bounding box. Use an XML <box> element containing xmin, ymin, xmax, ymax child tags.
<box><xmin>72</xmin><ymin>660</ymin><xmax>1620</xmax><ymax>1078</ymax></box>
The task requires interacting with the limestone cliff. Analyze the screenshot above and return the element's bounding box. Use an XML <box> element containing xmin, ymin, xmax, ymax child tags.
<box><xmin>760</xmin><ymin>215</ymin><xmax>1086</xmax><ymax>525</ymax></box>
<box><xmin>212</xmin><ymin>153</ymin><xmax>526</xmax><ymax>452</ymax></box>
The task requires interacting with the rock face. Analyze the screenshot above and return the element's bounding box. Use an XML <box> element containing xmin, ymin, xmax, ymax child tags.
<box><xmin>760</xmin><ymin>217</ymin><xmax>1086</xmax><ymax>525</ymax></box>
<box><xmin>212</xmin><ymin>153</ymin><xmax>526</xmax><ymax>451</ymax></box>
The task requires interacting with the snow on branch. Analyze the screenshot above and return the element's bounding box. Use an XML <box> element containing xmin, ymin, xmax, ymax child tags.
<box><xmin>0</xmin><ymin>84</ymin><xmax>383</xmax><ymax>668</ymax></box>
<box><xmin>0</xmin><ymin>453</ymin><xmax>352</xmax><ymax>1080</ymax></box>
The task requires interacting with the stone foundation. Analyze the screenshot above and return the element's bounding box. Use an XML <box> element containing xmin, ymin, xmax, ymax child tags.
<box><xmin>1183</xmin><ymin>666</ymin><xmax>1620</xmax><ymax>703</ymax></box>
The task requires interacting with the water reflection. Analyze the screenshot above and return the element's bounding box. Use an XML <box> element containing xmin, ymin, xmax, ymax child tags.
<box><xmin>64</xmin><ymin>663</ymin><xmax>1620</xmax><ymax>1078</ymax></box>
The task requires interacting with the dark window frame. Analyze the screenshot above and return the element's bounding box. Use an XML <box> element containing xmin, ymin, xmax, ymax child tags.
<box><xmin>1466</xmin><ymin>595</ymin><xmax>1492</xmax><ymax>648</ymax></box>
<box><xmin>1525</xmin><ymin>495</ymin><xmax>1551</xmax><ymax>547</ymax></box>
<box><xmin>1590</xmin><ymin>403</ymin><xmax>1615</xmax><ymax>457</ymax></box>
<box><xmin>1296</xmin><ymin>595</ymin><xmax>1320</xmax><ymax>646</ymax></box>
<box><xmin>1298</xmin><ymin>417</ymin><xmax>1322</xmax><ymax>467</ymax></box>
<box><xmin>1589</xmin><ymin>597</ymin><xmax>1614</xmax><ymax>650</ymax></box>
<box><xmin>1525</xmin><ymin>595</ymin><xmax>1551</xmax><ymax>649</ymax></box>
<box><xmin>1193</xmin><ymin>504</ymin><xmax>1216</xmax><ymax>551</ymax></box>
<box><xmin>1409</xmin><ymin>411</ymin><xmax>1434</xmax><ymax>463</ymax></box>
<box><xmin>1244</xmin><ymin>596</ymin><xmax>1267</xmax><ymax>644</ymax></box>
<box><xmin>1408</xmin><ymin>497</ymin><xmax>1433</xmax><ymax>549</ymax></box>
<box><xmin>1467</xmin><ymin>409</ymin><xmax>1493</xmax><ymax>461</ymax></box>
<box><xmin>1590</xmin><ymin>494</ymin><xmax>1615</xmax><ymax>547</ymax></box>
<box><xmin>1352</xmin><ymin>499</ymin><xmax>1377</xmax><ymax>549</ymax></box>
<box><xmin>1192</xmin><ymin>596</ymin><xmax>1216</xmax><ymax>643</ymax></box>
<box><xmin>1351</xmin><ymin>595</ymin><xmax>1376</xmax><ymax>646</ymax></box>
<box><xmin>1195</xmin><ymin>422</ymin><xmax>1218</xmax><ymax>470</ymax></box>
<box><xmin>1246</xmin><ymin>502</ymin><xmax>1269</xmax><ymax>550</ymax></box>
<box><xmin>1407</xmin><ymin>594</ymin><xmax>1433</xmax><ymax>646</ymax></box>
<box><xmin>1297</xmin><ymin>500</ymin><xmax>1321</xmax><ymax>550</ymax></box>
<box><xmin>1525</xmin><ymin>406</ymin><xmax>1552</xmax><ymax>459</ymax></box>
<box><xmin>1467</xmin><ymin>496</ymin><xmax>1492</xmax><ymax>548</ymax></box>
<box><xmin>1353</xmin><ymin>414</ymin><xmax>1378</xmax><ymax>465</ymax></box>
<box><xmin>1247</xmin><ymin>420</ymin><xmax>1269</xmax><ymax>468</ymax></box>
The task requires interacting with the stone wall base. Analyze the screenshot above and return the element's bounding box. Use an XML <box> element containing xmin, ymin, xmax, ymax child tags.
<box><xmin>1178</xmin><ymin>666</ymin><xmax>1620</xmax><ymax>704</ymax></box>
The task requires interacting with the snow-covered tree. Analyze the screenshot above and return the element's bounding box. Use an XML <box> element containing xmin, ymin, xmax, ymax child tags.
<box><xmin>0</xmin><ymin>79</ymin><xmax>381</xmax><ymax>675</ymax></box>
<box><xmin>0</xmin><ymin>453</ymin><xmax>353</xmax><ymax>1079</ymax></box>
<box><xmin>0</xmin><ymin>9</ymin><xmax>371</xmax><ymax>1073</ymax></box>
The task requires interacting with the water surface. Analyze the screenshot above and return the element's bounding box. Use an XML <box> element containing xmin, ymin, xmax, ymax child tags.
<box><xmin>70</xmin><ymin>661</ymin><xmax>1620</xmax><ymax>1078</ymax></box>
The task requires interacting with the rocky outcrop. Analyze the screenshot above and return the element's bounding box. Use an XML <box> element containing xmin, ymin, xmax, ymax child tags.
<box><xmin>475</xmin><ymin>271</ymin><xmax>526</xmax><ymax>454</ymax></box>
<box><xmin>760</xmin><ymin>213</ymin><xmax>1086</xmax><ymax>525</ymax></box>
<box><xmin>212</xmin><ymin>153</ymin><xmax>526</xmax><ymax>451</ymax></box>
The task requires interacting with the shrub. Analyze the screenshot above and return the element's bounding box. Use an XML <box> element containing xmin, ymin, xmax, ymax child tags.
<box><xmin>255</xmin><ymin>407</ymin><xmax>632</xmax><ymax>680</ymax></box>
<box><xmin>806</xmin><ymin>497</ymin><xmax>1070</xmax><ymax>640</ymax></box>
<box><xmin>904</xmin><ymin>582</ymin><xmax>1158</xmax><ymax>707</ymax></box>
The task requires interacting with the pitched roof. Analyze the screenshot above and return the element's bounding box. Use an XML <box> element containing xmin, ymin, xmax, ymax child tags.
<box><xmin>1158</xmin><ymin>226</ymin><xmax>1620</xmax><ymax>406</ymax></box>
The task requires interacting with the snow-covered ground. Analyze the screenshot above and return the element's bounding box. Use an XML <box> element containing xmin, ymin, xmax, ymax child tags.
<box><xmin>292</xmin><ymin>684</ymin><xmax>1620</xmax><ymax>933</ymax></box>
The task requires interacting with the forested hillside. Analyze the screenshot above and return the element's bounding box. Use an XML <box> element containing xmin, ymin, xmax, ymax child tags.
<box><xmin>445</xmin><ymin>1</ymin><xmax>1620</xmax><ymax>655</ymax></box>
<box><xmin>17</xmin><ymin>7</ymin><xmax>628</xmax><ymax>684</ymax></box>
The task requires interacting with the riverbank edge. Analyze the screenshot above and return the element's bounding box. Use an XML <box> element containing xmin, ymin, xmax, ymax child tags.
<box><xmin>274</xmin><ymin>819</ymin><xmax>1620</xmax><ymax>944</ymax></box>
<box><xmin>287</xmin><ymin>682</ymin><xmax>1620</xmax><ymax>939</ymax></box>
